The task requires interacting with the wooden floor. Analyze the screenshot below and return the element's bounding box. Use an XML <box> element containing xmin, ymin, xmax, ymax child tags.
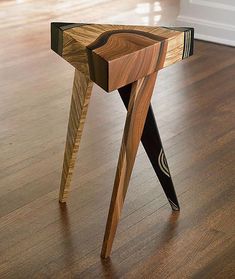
<box><xmin>0</xmin><ymin>0</ymin><xmax>235</xmax><ymax>278</ymax></box>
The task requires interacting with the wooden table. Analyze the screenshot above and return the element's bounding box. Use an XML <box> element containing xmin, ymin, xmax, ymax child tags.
<box><xmin>51</xmin><ymin>22</ymin><xmax>194</xmax><ymax>258</ymax></box>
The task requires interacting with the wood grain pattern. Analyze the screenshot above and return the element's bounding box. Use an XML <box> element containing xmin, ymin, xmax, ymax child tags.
<box><xmin>97</xmin><ymin>32</ymin><xmax>169</xmax><ymax>257</ymax></box>
<box><xmin>0</xmin><ymin>0</ymin><xmax>234</xmax><ymax>274</ymax></box>
<box><xmin>101</xmin><ymin>72</ymin><xmax>158</xmax><ymax>258</ymax></box>
<box><xmin>59</xmin><ymin>70</ymin><xmax>93</xmax><ymax>202</ymax></box>
<box><xmin>51</xmin><ymin>23</ymin><xmax>194</xmax><ymax>91</ymax></box>
<box><xmin>87</xmin><ymin>31</ymin><xmax>166</xmax><ymax>91</ymax></box>
<box><xmin>118</xmin><ymin>84</ymin><xmax>180</xmax><ymax>210</ymax></box>
<box><xmin>51</xmin><ymin>21</ymin><xmax>188</xmax><ymax>256</ymax></box>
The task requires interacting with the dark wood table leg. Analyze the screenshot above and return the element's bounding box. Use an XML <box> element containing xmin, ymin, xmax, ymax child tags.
<box><xmin>118</xmin><ymin>84</ymin><xmax>180</xmax><ymax>211</ymax></box>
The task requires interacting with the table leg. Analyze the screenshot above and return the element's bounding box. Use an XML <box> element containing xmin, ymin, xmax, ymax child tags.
<box><xmin>118</xmin><ymin>84</ymin><xmax>180</xmax><ymax>211</ymax></box>
<box><xmin>59</xmin><ymin>69</ymin><xmax>93</xmax><ymax>203</ymax></box>
<box><xmin>101</xmin><ymin>72</ymin><xmax>157</xmax><ymax>258</ymax></box>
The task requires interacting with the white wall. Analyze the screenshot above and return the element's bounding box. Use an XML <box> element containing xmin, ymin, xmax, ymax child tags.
<box><xmin>177</xmin><ymin>0</ymin><xmax>235</xmax><ymax>46</ymax></box>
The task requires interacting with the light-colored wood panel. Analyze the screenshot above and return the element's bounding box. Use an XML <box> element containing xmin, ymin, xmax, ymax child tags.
<box><xmin>59</xmin><ymin>70</ymin><xmax>93</xmax><ymax>202</ymax></box>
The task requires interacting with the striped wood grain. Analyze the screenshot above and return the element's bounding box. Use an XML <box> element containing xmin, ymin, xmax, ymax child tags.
<box><xmin>59</xmin><ymin>70</ymin><xmax>93</xmax><ymax>202</ymax></box>
<box><xmin>87</xmin><ymin>31</ymin><xmax>167</xmax><ymax>91</ymax></box>
<box><xmin>61</xmin><ymin>24</ymin><xmax>184</xmax><ymax>74</ymax></box>
<box><xmin>51</xmin><ymin>23</ymin><xmax>194</xmax><ymax>87</ymax></box>
<box><xmin>101</xmin><ymin>72</ymin><xmax>158</xmax><ymax>258</ymax></box>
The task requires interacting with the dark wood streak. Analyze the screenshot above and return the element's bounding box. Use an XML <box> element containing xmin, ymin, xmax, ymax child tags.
<box><xmin>87</xmin><ymin>29</ymin><xmax>166</xmax><ymax>50</ymax></box>
<box><xmin>163</xmin><ymin>27</ymin><xmax>194</xmax><ymax>58</ymax></box>
<box><xmin>86</xmin><ymin>30</ymin><xmax>167</xmax><ymax>90</ymax></box>
<box><xmin>156</xmin><ymin>40</ymin><xmax>168</xmax><ymax>69</ymax></box>
<box><xmin>51</xmin><ymin>22</ymin><xmax>90</xmax><ymax>56</ymax></box>
<box><xmin>87</xmin><ymin>32</ymin><xmax>168</xmax><ymax>91</ymax></box>
<box><xmin>51</xmin><ymin>22</ymin><xmax>194</xmax><ymax>81</ymax></box>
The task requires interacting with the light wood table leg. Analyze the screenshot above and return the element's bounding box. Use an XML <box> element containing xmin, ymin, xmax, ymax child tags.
<box><xmin>59</xmin><ymin>69</ymin><xmax>93</xmax><ymax>203</ymax></box>
<box><xmin>101</xmin><ymin>72</ymin><xmax>158</xmax><ymax>258</ymax></box>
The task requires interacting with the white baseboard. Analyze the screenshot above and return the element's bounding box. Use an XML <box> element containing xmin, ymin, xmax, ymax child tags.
<box><xmin>190</xmin><ymin>0</ymin><xmax>235</xmax><ymax>12</ymax></box>
<box><xmin>194</xmin><ymin>33</ymin><xmax>235</xmax><ymax>47</ymax></box>
<box><xmin>177</xmin><ymin>15</ymin><xmax>235</xmax><ymax>46</ymax></box>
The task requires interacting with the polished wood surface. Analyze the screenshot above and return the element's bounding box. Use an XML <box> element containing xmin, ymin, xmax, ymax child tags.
<box><xmin>0</xmin><ymin>0</ymin><xmax>234</xmax><ymax>278</ymax></box>
<box><xmin>88</xmin><ymin>31</ymin><xmax>162</xmax><ymax>91</ymax></box>
<box><xmin>51</xmin><ymin>22</ymin><xmax>193</xmax><ymax>91</ymax></box>
<box><xmin>59</xmin><ymin>70</ymin><xmax>93</xmax><ymax>202</ymax></box>
<box><xmin>52</xmin><ymin>21</ymin><xmax>188</xmax><ymax>257</ymax></box>
<box><xmin>118</xmin><ymin>85</ymin><xmax>180</xmax><ymax>211</ymax></box>
<box><xmin>101</xmin><ymin>72</ymin><xmax>157</xmax><ymax>258</ymax></box>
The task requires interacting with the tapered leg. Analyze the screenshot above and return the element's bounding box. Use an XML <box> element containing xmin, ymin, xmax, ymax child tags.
<box><xmin>101</xmin><ymin>72</ymin><xmax>157</xmax><ymax>258</ymax></box>
<box><xmin>59</xmin><ymin>69</ymin><xmax>93</xmax><ymax>203</ymax></box>
<box><xmin>118</xmin><ymin>84</ymin><xmax>180</xmax><ymax>211</ymax></box>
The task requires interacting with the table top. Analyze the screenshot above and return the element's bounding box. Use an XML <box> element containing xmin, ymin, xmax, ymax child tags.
<box><xmin>51</xmin><ymin>23</ymin><xmax>194</xmax><ymax>91</ymax></box>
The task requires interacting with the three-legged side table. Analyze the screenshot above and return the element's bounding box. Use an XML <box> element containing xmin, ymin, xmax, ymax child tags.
<box><xmin>51</xmin><ymin>22</ymin><xmax>194</xmax><ymax>258</ymax></box>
